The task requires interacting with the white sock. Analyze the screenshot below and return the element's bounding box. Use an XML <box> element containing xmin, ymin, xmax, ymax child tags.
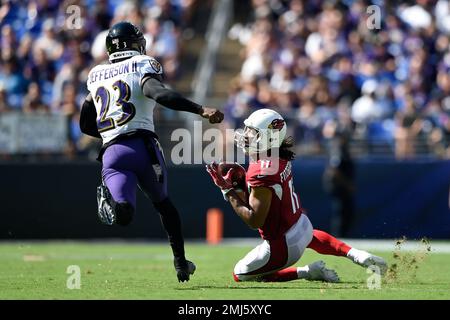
<box><xmin>346</xmin><ymin>247</ymin><xmax>360</xmax><ymax>262</ymax></box>
<box><xmin>347</xmin><ymin>248</ymin><xmax>372</xmax><ymax>265</ymax></box>
<box><xmin>296</xmin><ymin>266</ymin><xmax>310</xmax><ymax>279</ymax></box>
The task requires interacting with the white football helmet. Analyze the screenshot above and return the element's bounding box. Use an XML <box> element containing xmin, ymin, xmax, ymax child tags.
<box><xmin>235</xmin><ymin>108</ymin><xmax>287</xmax><ymax>154</ymax></box>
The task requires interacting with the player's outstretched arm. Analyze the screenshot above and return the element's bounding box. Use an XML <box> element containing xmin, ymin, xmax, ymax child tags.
<box><xmin>79</xmin><ymin>93</ymin><xmax>101</xmax><ymax>138</ymax></box>
<box><xmin>141</xmin><ymin>75</ymin><xmax>224</xmax><ymax>124</ymax></box>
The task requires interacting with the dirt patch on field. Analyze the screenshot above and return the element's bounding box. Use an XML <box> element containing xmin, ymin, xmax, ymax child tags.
<box><xmin>384</xmin><ymin>237</ymin><xmax>431</xmax><ymax>284</ymax></box>
<box><xmin>22</xmin><ymin>255</ymin><xmax>46</xmax><ymax>262</ymax></box>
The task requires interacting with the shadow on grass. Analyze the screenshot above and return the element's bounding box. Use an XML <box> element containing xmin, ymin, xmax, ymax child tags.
<box><xmin>174</xmin><ymin>281</ymin><xmax>366</xmax><ymax>291</ymax></box>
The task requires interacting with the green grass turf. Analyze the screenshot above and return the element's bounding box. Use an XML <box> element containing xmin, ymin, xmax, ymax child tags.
<box><xmin>0</xmin><ymin>241</ymin><xmax>449</xmax><ymax>300</ymax></box>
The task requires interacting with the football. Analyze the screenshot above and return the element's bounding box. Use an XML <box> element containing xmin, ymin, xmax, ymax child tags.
<box><xmin>217</xmin><ymin>162</ymin><xmax>247</xmax><ymax>189</ymax></box>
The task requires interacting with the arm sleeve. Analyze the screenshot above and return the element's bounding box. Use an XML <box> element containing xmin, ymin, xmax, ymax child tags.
<box><xmin>141</xmin><ymin>76</ymin><xmax>202</xmax><ymax>114</ymax></box>
<box><xmin>79</xmin><ymin>94</ymin><xmax>101</xmax><ymax>138</ymax></box>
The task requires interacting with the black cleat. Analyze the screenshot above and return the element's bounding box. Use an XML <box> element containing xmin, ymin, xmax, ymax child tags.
<box><xmin>97</xmin><ymin>183</ymin><xmax>115</xmax><ymax>225</ymax></box>
<box><xmin>174</xmin><ymin>259</ymin><xmax>196</xmax><ymax>282</ymax></box>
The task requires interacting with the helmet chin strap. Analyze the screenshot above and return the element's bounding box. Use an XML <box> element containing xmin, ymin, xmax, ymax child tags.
<box><xmin>109</xmin><ymin>50</ymin><xmax>140</xmax><ymax>62</ymax></box>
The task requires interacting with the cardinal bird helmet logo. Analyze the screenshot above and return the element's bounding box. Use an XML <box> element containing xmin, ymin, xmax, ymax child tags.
<box><xmin>268</xmin><ymin>119</ymin><xmax>285</xmax><ymax>130</ymax></box>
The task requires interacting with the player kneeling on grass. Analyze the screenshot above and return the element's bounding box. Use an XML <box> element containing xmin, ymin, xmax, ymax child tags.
<box><xmin>206</xmin><ymin>109</ymin><xmax>387</xmax><ymax>282</ymax></box>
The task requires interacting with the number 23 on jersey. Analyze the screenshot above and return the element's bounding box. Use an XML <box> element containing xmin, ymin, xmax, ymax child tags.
<box><xmin>95</xmin><ymin>80</ymin><xmax>136</xmax><ymax>133</ymax></box>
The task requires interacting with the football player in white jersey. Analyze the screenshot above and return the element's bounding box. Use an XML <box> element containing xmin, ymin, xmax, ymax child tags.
<box><xmin>80</xmin><ymin>21</ymin><xmax>224</xmax><ymax>282</ymax></box>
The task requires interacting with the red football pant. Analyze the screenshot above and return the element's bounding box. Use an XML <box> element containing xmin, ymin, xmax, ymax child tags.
<box><xmin>307</xmin><ymin>229</ymin><xmax>351</xmax><ymax>257</ymax></box>
<box><xmin>260</xmin><ymin>230</ymin><xmax>351</xmax><ymax>282</ymax></box>
<box><xmin>260</xmin><ymin>267</ymin><xmax>299</xmax><ymax>282</ymax></box>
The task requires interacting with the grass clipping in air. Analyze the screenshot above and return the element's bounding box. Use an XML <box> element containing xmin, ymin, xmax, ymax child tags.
<box><xmin>384</xmin><ymin>237</ymin><xmax>431</xmax><ymax>284</ymax></box>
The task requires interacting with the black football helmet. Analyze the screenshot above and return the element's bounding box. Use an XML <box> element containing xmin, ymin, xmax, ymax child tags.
<box><xmin>105</xmin><ymin>21</ymin><xmax>146</xmax><ymax>61</ymax></box>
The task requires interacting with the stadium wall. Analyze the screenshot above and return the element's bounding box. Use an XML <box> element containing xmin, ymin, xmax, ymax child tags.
<box><xmin>1</xmin><ymin>159</ymin><xmax>449</xmax><ymax>240</ymax></box>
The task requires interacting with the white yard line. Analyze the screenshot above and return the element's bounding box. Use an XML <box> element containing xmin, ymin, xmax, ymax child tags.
<box><xmin>1</xmin><ymin>239</ymin><xmax>450</xmax><ymax>253</ymax></box>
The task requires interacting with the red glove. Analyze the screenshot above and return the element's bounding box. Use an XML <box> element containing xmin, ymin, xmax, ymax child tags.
<box><xmin>220</xmin><ymin>163</ymin><xmax>246</xmax><ymax>191</ymax></box>
<box><xmin>206</xmin><ymin>162</ymin><xmax>233</xmax><ymax>191</ymax></box>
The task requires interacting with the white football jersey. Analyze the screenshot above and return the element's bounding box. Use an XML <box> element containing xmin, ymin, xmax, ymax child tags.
<box><xmin>86</xmin><ymin>54</ymin><xmax>163</xmax><ymax>144</ymax></box>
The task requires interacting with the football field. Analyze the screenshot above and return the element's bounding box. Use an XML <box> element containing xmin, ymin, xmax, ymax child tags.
<box><xmin>0</xmin><ymin>240</ymin><xmax>449</xmax><ymax>300</ymax></box>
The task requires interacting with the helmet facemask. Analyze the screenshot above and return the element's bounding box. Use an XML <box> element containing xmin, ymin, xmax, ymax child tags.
<box><xmin>234</xmin><ymin>126</ymin><xmax>281</xmax><ymax>156</ymax></box>
<box><xmin>235</xmin><ymin>126</ymin><xmax>259</xmax><ymax>154</ymax></box>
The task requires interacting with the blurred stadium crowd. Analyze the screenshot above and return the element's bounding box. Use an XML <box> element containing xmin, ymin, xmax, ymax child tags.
<box><xmin>0</xmin><ymin>0</ymin><xmax>450</xmax><ymax>160</ymax></box>
<box><xmin>224</xmin><ymin>0</ymin><xmax>450</xmax><ymax>158</ymax></box>
<box><xmin>0</xmin><ymin>0</ymin><xmax>199</xmax><ymax>158</ymax></box>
